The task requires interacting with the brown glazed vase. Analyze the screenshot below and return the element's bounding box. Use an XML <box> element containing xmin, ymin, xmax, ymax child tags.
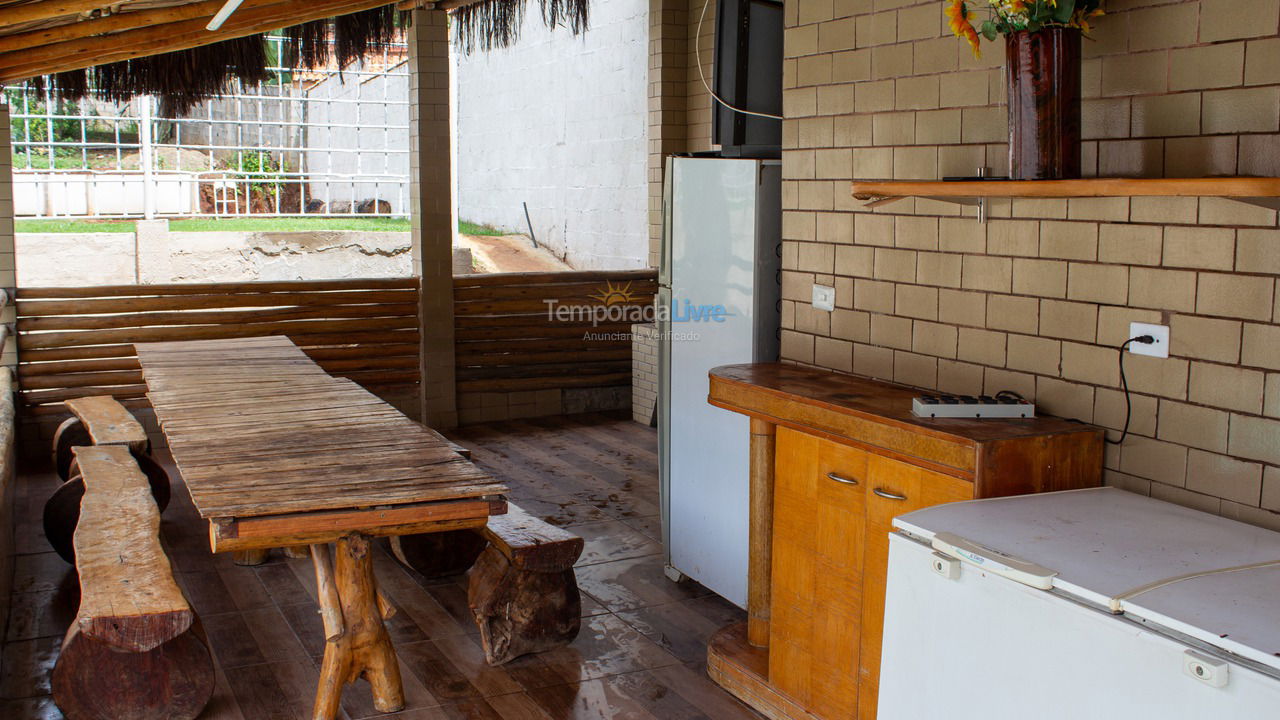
<box><xmin>1006</xmin><ymin>28</ymin><xmax>1082</xmax><ymax>180</ymax></box>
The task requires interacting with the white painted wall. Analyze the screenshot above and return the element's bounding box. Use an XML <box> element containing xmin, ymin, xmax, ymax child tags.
<box><xmin>454</xmin><ymin>0</ymin><xmax>649</xmax><ymax>270</ymax></box>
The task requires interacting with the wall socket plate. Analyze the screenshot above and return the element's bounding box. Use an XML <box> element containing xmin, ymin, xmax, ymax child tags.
<box><xmin>1128</xmin><ymin>322</ymin><xmax>1170</xmax><ymax>358</ymax></box>
<box><xmin>812</xmin><ymin>284</ymin><xmax>835</xmax><ymax>312</ymax></box>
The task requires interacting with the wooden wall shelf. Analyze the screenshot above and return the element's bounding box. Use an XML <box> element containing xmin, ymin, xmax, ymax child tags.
<box><xmin>851</xmin><ymin>177</ymin><xmax>1280</xmax><ymax>213</ymax></box>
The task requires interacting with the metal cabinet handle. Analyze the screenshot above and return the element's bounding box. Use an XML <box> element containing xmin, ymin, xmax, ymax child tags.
<box><xmin>826</xmin><ymin>472</ymin><xmax>859</xmax><ymax>486</ymax></box>
<box><xmin>873</xmin><ymin>488</ymin><xmax>907</xmax><ymax>501</ymax></box>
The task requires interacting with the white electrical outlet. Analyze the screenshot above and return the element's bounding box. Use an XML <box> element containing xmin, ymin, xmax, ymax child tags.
<box><xmin>1128</xmin><ymin>322</ymin><xmax>1170</xmax><ymax>358</ymax></box>
<box><xmin>812</xmin><ymin>284</ymin><xmax>835</xmax><ymax>312</ymax></box>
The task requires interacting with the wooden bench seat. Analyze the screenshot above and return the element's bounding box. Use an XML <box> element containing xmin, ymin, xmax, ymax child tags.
<box><xmin>51</xmin><ymin>446</ymin><xmax>214</xmax><ymax>720</ymax></box>
<box><xmin>45</xmin><ymin>396</ymin><xmax>171</xmax><ymax>563</ymax></box>
<box><xmin>54</xmin><ymin>395</ymin><xmax>150</xmax><ymax>480</ymax></box>
<box><xmin>392</xmin><ymin>499</ymin><xmax>585</xmax><ymax>665</ymax></box>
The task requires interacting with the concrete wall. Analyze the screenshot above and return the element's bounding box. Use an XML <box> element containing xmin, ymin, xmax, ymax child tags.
<box><xmin>15</xmin><ymin>228</ymin><xmax>414</xmax><ymax>286</ymax></box>
<box><xmin>455</xmin><ymin>0</ymin><xmax>650</xmax><ymax>270</ymax></box>
<box><xmin>777</xmin><ymin>0</ymin><xmax>1280</xmax><ymax>527</ymax></box>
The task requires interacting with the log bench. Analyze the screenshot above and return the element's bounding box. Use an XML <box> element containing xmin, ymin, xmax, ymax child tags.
<box><xmin>51</xmin><ymin>446</ymin><xmax>214</xmax><ymax>720</ymax></box>
<box><xmin>393</xmin><ymin>500</ymin><xmax>585</xmax><ymax>665</ymax></box>
<box><xmin>44</xmin><ymin>396</ymin><xmax>170</xmax><ymax>563</ymax></box>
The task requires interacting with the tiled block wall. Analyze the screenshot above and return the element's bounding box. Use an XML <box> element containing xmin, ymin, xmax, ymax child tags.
<box><xmin>632</xmin><ymin>323</ymin><xmax>660</xmax><ymax>424</ymax></box>
<box><xmin>647</xmin><ymin>0</ymin><xmax>719</xmax><ymax>264</ymax></box>
<box><xmin>410</xmin><ymin>9</ymin><xmax>457</xmax><ymax>427</ymax></box>
<box><xmin>781</xmin><ymin>0</ymin><xmax>1280</xmax><ymax>527</ymax></box>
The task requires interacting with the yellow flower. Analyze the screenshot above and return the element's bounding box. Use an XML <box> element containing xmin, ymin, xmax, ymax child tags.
<box><xmin>945</xmin><ymin>0</ymin><xmax>981</xmax><ymax>57</ymax></box>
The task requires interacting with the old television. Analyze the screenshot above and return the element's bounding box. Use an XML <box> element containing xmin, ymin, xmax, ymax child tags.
<box><xmin>712</xmin><ymin>0</ymin><xmax>783</xmax><ymax>158</ymax></box>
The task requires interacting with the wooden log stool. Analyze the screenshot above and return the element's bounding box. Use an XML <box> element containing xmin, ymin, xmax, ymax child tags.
<box><xmin>44</xmin><ymin>396</ymin><xmax>170</xmax><ymax>563</ymax></box>
<box><xmin>52</xmin><ymin>446</ymin><xmax>214</xmax><ymax>720</ymax></box>
<box><xmin>467</xmin><ymin>503</ymin><xmax>585</xmax><ymax>665</ymax></box>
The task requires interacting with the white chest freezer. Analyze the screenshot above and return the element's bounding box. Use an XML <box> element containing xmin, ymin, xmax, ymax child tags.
<box><xmin>878</xmin><ymin>487</ymin><xmax>1280</xmax><ymax>719</ymax></box>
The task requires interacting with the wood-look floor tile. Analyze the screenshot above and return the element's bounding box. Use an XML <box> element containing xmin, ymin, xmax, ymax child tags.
<box><xmin>619</xmin><ymin>515</ymin><xmax>662</xmax><ymax>543</ymax></box>
<box><xmin>616</xmin><ymin>596</ymin><xmax>747</xmax><ymax>664</ymax></box>
<box><xmin>221</xmin><ymin>663</ymin><xmax>301</xmax><ymax>720</ymax></box>
<box><xmin>525</xmin><ymin>669</ymin><xmax>710</xmax><ymax>720</ymax></box>
<box><xmin>576</xmin><ymin>555</ymin><xmax>711</xmax><ymax>612</ymax></box>
<box><xmin>0</xmin><ymin>412</ymin><xmax>765</xmax><ymax>720</ymax></box>
<box><xmin>4</xmin><ymin>587</ymin><xmax>76</xmax><ymax>643</ymax></box>
<box><xmin>203</xmin><ymin>611</ymin><xmax>271</xmax><ymax>669</ymax></box>
<box><xmin>0</xmin><ymin>695</ymin><xmax>62</xmax><ymax>720</ymax></box>
<box><xmin>508</xmin><ymin>496</ymin><xmax>613</xmax><ymax>528</ymax></box>
<box><xmin>648</xmin><ymin>662</ymin><xmax>765</xmax><ymax>719</ymax></box>
<box><xmin>9</xmin><ymin>554</ymin><xmax>72</xmax><ymax>596</ymax></box>
<box><xmin>573</xmin><ymin>520</ymin><xmax>662</xmax><ymax>567</ymax></box>
<box><xmin>498</xmin><ymin>613</ymin><xmax>682</xmax><ymax>690</ymax></box>
<box><xmin>0</xmin><ymin>636</ymin><xmax>60</xmax><ymax>699</ymax></box>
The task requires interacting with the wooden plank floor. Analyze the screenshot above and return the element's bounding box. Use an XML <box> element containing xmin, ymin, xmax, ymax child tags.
<box><xmin>1</xmin><ymin>411</ymin><xmax>760</xmax><ymax>720</ymax></box>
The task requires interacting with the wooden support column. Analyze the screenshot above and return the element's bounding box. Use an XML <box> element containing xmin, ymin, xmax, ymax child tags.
<box><xmin>747</xmin><ymin>417</ymin><xmax>775</xmax><ymax>648</ymax></box>
<box><xmin>408</xmin><ymin>9</ymin><xmax>458</xmax><ymax>428</ymax></box>
<box><xmin>311</xmin><ymin>535</ymin><xmax>403</xmax><ymax>720</ymax></box>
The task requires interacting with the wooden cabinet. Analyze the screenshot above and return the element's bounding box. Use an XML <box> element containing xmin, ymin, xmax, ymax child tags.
<box><xmin>705</xmin><ymin>363</ymin><xmax>1104</xmax><ymax>720</ymax></box>
<box><xmin>770</xmin><ymin>428</ymin><xmax>971</xmax><ymax>719</ymax></box>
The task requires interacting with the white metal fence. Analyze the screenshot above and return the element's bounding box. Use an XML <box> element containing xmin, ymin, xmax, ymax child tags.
<box><xmin>6</xmin><ymin>36</ymin><xmax>410</xmax><ymax>219</ymax></box>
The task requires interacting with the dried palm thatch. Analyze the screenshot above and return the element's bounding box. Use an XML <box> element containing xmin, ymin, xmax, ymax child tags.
<box><xmin>454</xmin><ymin>0</ymin><xmax>590</xmax><ymax>54</ymax></box>
<box><xmin>24</xmin><ymin>0</ymin><xmax>591</xmax><ymax>109</ymax></box>
<box><xmin>28</xmin><ymin>5</ymin><xmax>407</xmax><ymax>113</ymax></box>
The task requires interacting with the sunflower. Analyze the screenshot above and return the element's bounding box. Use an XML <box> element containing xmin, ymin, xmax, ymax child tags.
<box><xmin>945</xmin><ymin>0</ymin><xmax>981</xmax><ymax>57</ymax></box>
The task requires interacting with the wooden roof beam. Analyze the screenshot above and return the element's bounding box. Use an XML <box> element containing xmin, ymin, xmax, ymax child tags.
<box><xmin>0</xmin><ymin>0</ymin><xmax>226</xmax><ymax>55</ymax></box>
<box><xmin>0</xmin><ymin>0</ymin><xmax>416</xmax><ymax>83</ymax></box>
<box><xmin>1</xmin><ymin>0</ymin><xmax>120</xmax><ymax>28</ymax></box>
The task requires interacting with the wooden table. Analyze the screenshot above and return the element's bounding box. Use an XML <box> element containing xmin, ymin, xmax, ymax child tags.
<box><xmin>135</xmin><ymin>336</ymin><xmax>507</xmax><ymax>720</ymax></box>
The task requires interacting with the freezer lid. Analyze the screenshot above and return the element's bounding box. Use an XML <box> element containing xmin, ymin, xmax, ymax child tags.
<box><xmin>894</xmin><ymin>488</ymin><xmax>1280</xmax><ymax>612</ymax></box>
<box><xmin>1121</xmin><ymin>564</ymin><xmax>1280</xmax><ymax>673</ymax></box>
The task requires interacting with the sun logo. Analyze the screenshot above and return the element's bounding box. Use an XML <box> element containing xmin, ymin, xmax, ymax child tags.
<box><xmin>591</xmin><ymin>281</ymin><xmax>638</xmax><ymax>306</ymax></box>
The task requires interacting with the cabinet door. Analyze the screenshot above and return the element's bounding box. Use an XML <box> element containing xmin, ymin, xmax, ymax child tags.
<box><xmin>857</xmin><ymin>455</ymin><xmax>972</xmax><ymax>720</ymax></box>
<box><xmin>770</xmin><ymin>427</ymin><xmax>867</xmax><ymax>718</ymax></box>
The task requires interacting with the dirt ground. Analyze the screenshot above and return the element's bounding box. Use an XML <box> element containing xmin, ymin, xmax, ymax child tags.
<box><xmin>456</xmin><ymin>233</ymin><xmax>572</xmax><ymax>273</ymax></box>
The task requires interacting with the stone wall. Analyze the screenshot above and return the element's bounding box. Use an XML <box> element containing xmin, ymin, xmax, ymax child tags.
<box><xmin>779</xmin><ymin>0</ymin><xmax>1280</xmax><ymax>526</ymax></box>
<box><xmin>455</xmin><ymin>0</ymin><xmax>650</xmax><ymax>270</ymax></box>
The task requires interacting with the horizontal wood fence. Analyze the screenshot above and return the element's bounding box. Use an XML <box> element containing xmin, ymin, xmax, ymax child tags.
<box><xmin>15</xmin><ymin>278</ymin><xmax>420</xmax><ymax>411</ymax></box>
<box><xmin>454</xmin><ymin>270</ymin><xmax>657</xmax><ymax>393</ymax></box>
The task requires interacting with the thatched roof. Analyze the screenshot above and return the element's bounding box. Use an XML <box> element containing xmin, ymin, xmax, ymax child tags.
<box><xmin>0</xmin><ymin>0</ymin><xmax>589</xmax><ymax>109</ymax></box>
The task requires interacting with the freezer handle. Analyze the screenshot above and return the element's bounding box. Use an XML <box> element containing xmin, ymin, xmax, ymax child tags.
<box><xmin>931</xmin><ymin>531</ymin><xmax>1058</xmax><ymax>590</ymax></box>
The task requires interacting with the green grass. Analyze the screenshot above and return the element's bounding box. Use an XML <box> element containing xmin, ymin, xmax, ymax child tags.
<box><xmin>15</xmin><ymin>217</ymin><xmax>412</xmax><ymax>233</ymax></box>
<box><xmin>459</xmin><ymin>220</ymin><xmax>508</xmax><ymax>237</ymax></box>
<box><xmin>16</xmin><ymin>219</ymin><xmax>137</xmax><ymax>233</ymax></box>
<box><xmin>168</xmin><ymin>217</ymin><xmax>411</xmax><ymax>232</ymax></box>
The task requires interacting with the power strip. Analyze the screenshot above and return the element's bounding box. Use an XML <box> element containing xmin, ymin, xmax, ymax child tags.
<box><xmin>912</xmin><ymin>394</ymin><xmax>1036</xmax><ymax>419</ymax></box>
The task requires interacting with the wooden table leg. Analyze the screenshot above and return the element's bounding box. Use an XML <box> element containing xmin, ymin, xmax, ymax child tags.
<box><xmin>310</xmin><ymin>535</ymin><xmax>404</xmax><ymax>720</ymax></box>
<box><xmin>747</xmin><ymin>418</ymin><xmax>776</xmax><ymax>649</ymax></box>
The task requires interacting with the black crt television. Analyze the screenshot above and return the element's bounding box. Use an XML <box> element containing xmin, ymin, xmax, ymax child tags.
<box><xmin>712</xmin><ymin>0</ymin><xmax>783</xmax><ymax>158</ymax></box>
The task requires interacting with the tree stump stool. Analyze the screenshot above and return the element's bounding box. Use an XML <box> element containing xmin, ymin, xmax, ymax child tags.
<box><xmin>51</xmin><ymin>446</ymin><xmax>214</xmax><ymax>720</ymax></box>
<box><xmin>467</xmin><ymin>503</ymin><xmax>584</xmax><ymax>665</ymax></box>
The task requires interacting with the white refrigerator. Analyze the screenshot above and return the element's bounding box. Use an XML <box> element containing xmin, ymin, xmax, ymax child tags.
<box><xmin>878</xmin><ymin>487</ymin><xmax>1280</xmax><ymax>719</ymax></box>
<box><xmin>658</xmin><ymin>156</ymin><xmax>781</xmax><ymax>607</ymax></box>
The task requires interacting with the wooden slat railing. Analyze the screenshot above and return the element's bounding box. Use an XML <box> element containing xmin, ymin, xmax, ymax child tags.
<box><xmin>453</xmin><ymin>269</ymin><xmax>657</xmax><ymax>393</ymax></box>
<box><xmin>15</xmin><ymin>278</ymin><xmax>420</xmax><ymax>411</ymax></box>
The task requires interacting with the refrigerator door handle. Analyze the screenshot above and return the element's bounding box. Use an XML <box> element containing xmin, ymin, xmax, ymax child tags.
<box><xmin>931</xmin><ymin>531</ymin><xmax>1059</xmax><ymax>590</ymax></box>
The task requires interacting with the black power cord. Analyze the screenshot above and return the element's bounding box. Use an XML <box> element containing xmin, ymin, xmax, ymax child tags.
<box><xmin>1107</xmin><ymin>335</ymin><xmax>1156</xmax><ymax>446</ymax></box>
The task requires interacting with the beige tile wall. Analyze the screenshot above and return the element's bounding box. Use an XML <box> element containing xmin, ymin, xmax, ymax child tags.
<box><xmin>780</xmin><ymin>0</ymin><xmax>1280</xmax><ymax>527</ymax></box>
<box><xmin>647</xmin><ymin>0</ymin><xmax>719</xmax><ymax>265</ymax></box>
<box><xmin>410</xmin><ymin>9</ymin><xmax>457</xmax><ymax>427</ymax></box>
